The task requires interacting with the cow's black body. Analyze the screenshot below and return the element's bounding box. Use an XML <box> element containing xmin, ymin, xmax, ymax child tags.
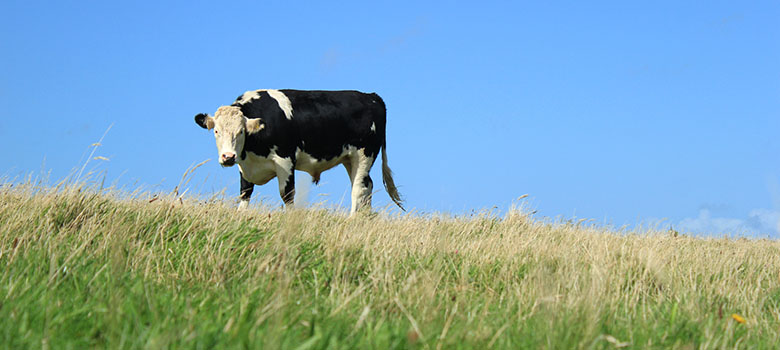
<box><xmin>235</xmin><ymin>90</ymin><xmax>386</xmax><ymax>161</ymax></box>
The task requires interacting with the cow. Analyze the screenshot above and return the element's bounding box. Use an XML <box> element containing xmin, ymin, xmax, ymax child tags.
<box><xmin>194</xmin><ymin>89</ymin><xmax>404</xmax><ymax>215</ymax></box>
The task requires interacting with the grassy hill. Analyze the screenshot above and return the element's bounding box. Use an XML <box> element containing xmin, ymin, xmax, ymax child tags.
<box><xmin>1</xmin><ymin>182</ymin><xmax>779</xmax><ymax>349</ymax></box>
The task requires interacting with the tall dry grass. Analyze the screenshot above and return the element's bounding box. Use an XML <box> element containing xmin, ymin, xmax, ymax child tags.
<box><xmin>1</xmin><ymin>174</ymin><xmax>779</xmax><ymax>349</ymax></box>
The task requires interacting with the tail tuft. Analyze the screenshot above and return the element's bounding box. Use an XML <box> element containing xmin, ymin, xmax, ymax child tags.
<box><xmin>381</xmin><ymin>143</ymin><xmax>405</xmax><ymax>211</ymax></box>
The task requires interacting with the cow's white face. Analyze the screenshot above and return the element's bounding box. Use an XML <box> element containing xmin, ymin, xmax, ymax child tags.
<box><xmin>195</xmin><ymin>106</ymin><xmax>264</xmax><ymax>167</ymax></box>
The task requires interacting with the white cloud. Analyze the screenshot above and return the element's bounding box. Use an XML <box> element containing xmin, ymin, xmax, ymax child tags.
<box><xmin>677</xmin><ymin>209</ymin><xmax>780</xmax><ymax>238</ymax></box>
<box><xmin>746</xmin><ymin>209</ymin><xmax>780</xmax><ymax>234</ymax></box>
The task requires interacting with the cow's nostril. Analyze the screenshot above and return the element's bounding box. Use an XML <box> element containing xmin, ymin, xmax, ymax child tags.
<box><xmin>221</xmin><ymin>153</ymin><xmax>237</xmax><ymax>165</ymax></box>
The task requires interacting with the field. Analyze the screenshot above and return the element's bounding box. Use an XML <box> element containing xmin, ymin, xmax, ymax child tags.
<box><xmin>2</xmin><ymin>179</ymin><xmax>780</xmax><ymax>349</ymax></box>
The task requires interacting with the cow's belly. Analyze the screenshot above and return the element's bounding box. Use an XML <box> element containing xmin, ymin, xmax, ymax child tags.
<box><xmin>238</xmin><ymin>152</ymin><xmax>277</xmax><ymax>185</ymax></box>
<box><xmin>295</xmin><ymin>147</ymin><xmax>354</xmax><ymax>179</ymax></box>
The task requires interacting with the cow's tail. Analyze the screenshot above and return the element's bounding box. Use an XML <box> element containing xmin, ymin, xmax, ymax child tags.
<box><xmin>381</xmin><ymin>142</ymin><xmax>405</xmax><ymax>211</ymax></box>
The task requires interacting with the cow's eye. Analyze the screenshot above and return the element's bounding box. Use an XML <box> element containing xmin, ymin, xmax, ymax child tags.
<box><xmin>214</xmin><ymin>130</ymin><xmax>218</xmax><ymax>134</ymax></box>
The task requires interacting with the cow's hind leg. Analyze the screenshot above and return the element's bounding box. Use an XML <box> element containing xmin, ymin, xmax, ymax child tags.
<box><xmin>349</xmin><ymin>149</ymin><xmax>376</xmax><ymax>215</ymax></box>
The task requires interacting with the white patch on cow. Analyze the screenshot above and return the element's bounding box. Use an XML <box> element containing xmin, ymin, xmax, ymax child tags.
<box><xmin>236</xmin><ymin>90</ymin><xmax>261</xmax><ymax>105</ymax></box>
<box><xmin>265</xmin><ymin>89</ymin><xmax>294</xmax><ymax>120</ymax></box>
<box><xmin>238</xmin><ymin>199</ymin><xmax>250</xmax><ymax>210</ymax></box>
<box><xmin>271</xmin><ymin>153</ymin><xmax>294</xmax><ymax>181</ymax></box>
<box><xmin>238</xmin><ymin>151</ymin><xmax>277</xmax><ymax>186</ymax></box>
<box><xmin>370</xmin><ymin>122</ymin><xmax>376</xmax><ymax>133</ymax></box>
<box><xmin>236</xmin><ymin>89</ymin><xmax>293</xmax><ymax>120</ymax></box>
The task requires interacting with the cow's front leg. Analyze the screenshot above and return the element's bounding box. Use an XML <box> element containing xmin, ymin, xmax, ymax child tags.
<box><xmin>238</xmin><ymin>175</ymin><xmax>254</xmax><ymax>210</ymax></box>
<box><xmin>274</xmin><ymin>157</ymin><xmax>296</xmax><ymax>207</ymax></box>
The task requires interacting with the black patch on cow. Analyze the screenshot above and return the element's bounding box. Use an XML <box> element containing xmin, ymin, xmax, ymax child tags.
<box><xmin>362</xmin><ymin>175</ymin><xmax>373</xmax><ymax>190</ymax></box>
<box><xmin>240</xmin><ymin>175</ymin><xmax>254</xmax><ymax>200</ymax></box>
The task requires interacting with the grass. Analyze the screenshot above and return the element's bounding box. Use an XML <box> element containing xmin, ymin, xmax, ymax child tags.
<box><xmin>1</xmin><ymin>178</ymin><xmax>780</xmax><ymax>349</ymax></box>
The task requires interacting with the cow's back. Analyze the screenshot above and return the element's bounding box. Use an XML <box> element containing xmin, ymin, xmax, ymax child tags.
<box><xmin>281</xmin><ymin>90</ymin><xmax>387</xmax><ymax>159</ymax></box>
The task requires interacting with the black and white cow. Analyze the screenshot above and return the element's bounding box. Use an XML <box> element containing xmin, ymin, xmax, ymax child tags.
<box><xmin>194</xmin><ymin>89</ymin><xmax>404</xmax><ymax>215</ymax></box>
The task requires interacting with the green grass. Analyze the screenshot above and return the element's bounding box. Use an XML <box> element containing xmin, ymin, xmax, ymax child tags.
<box><xmin>1</xmin><ymin>182</ymin><xmax>779</xmax><ymax>349</ymax></box>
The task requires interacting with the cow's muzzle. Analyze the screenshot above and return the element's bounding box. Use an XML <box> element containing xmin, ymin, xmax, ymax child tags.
<box><xmin>220</xmin><ymin>152</ymin><xmax>236</xmax><ymax>167</ymax></box>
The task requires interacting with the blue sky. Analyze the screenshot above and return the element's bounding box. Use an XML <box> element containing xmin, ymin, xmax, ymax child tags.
<box><xmin>1</xmin><ymin>1</ymin><xmax>778</xmax><ymax>237</ymax></box>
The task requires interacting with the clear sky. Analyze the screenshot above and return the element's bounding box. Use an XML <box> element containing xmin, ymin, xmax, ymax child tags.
<box><xmin>1</xmin><ymin>1</ymin><xmax>778</xmax><ymax>237</ymax></box>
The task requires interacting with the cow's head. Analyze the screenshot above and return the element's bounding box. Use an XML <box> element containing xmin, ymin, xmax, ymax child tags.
<box><xmin>195</xmin><ymin>106</ymin><xmax>264</xmax><ymax>167</ymax></box>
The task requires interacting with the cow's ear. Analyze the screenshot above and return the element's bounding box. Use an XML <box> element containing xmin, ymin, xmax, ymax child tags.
<box><xmin>246</xmin><ymin>118</ymin><xmax>265</xmax><ymax>134</ymax></box>
<box><xmin>195</xmin><ymin>113</ymin><xmax>215</xmax><ymax>130</ymax></box>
